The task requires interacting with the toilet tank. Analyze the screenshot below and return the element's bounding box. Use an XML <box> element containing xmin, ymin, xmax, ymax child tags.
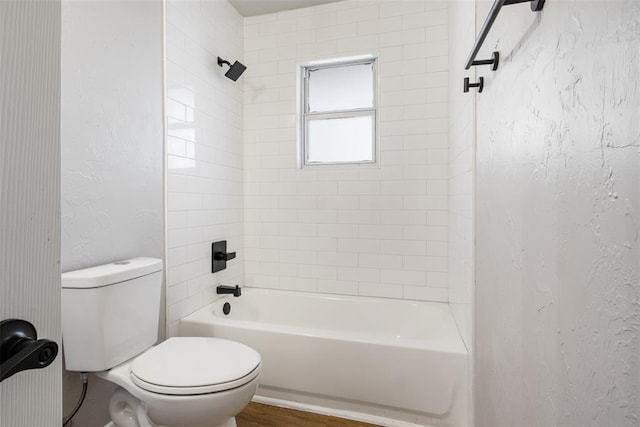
<box><xmin>62</xmin><ymin>257</ymin><xmax>163</xmax><ymax>372</ymax></box>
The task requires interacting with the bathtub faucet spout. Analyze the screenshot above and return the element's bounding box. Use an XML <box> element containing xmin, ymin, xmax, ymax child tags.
<box><xmin>217</xmin><ymin>285</ymin><xmax>241</xmax><ymax>297</ymax></box>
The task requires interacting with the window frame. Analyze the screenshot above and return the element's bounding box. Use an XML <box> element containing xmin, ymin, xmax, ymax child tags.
<box><xmin>297</xmin><ymin>55</ymin><xmax>378</xmax><ymax>168</ymax></box>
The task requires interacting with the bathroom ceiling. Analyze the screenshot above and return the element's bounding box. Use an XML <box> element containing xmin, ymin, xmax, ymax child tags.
<box><xmin>228</xmin><ymin>0</ymin><xmax>344</xmax><ymax>17</ymax></box>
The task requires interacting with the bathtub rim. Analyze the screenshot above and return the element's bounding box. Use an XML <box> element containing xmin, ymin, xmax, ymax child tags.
<box><xmin>184</xmin><ymin>287</ymin><xmax>468</xmax><ymax>355</ymax></box>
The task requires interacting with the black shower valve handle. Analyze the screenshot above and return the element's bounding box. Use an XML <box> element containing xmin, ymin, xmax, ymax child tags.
<box><xmin>214</xmin><ymin>250</ymin><xmax>236</xmax><ymax>261</ymax></box>
<box><xmin>212</xmin><ymin>240</ymin><xmax>236</xmax><ymax>273</ymax></box>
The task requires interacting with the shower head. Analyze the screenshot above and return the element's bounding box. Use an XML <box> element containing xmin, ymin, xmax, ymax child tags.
<box><xmin>217</xmin><ymin>57</ymin><xmax>247</xmax><ymax>81</ymax></box>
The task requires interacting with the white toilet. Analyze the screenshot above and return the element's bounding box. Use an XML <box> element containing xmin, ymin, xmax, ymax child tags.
<box><xmin>61</xmin><ymin>257</ymin><xmax>261</xmax><ymax>427</ymax></box>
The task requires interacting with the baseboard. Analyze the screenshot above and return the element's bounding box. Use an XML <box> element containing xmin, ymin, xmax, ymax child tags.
<box><xmin>251</xmin><ymin>395</ymin><xmax>430</xmax><ymax>427</ymax></box>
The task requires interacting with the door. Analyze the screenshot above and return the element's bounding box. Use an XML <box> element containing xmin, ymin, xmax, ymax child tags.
<box><xmin>0</xmin><ymin>1</ymin><xmax>62</xmax><ymax>425</ymax></box>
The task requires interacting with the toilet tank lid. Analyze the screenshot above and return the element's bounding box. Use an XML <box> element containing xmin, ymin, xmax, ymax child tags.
<box><xmin>62</xmin><ymin>257</ymin><xmax>163</xmax><ymax>289</ymax></box>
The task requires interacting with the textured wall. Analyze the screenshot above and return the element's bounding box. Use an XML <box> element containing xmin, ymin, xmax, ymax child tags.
<box><xmin>243</xmin><ymin>0</ymin><xmax>450</xmax><ymax>301</ymax></box>
<box><xmin>165</xmin><ymin>0</ymin><xmax>244</xmax><ymax>336</ymax></box>
<box><xmin>0</xmin><ymin>1</ymin><xmax>62</xmax><ymax>424</ymax></box>
<box><xmin>60</xmin><ymin>1</ymin><xmax>164</xmax><ymax>424</ymax></box>
<box><xmin>61</xmin><ymin>1</ymin><xmax>164</xmax><ymax>272</ymax></box>
<box><xmin>474</xmin><ymin>0</ymin><xmax>640</xmax><ymax>425</ymax></box>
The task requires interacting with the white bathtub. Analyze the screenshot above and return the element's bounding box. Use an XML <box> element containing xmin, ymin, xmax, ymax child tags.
<box><xmin>179</xmin><ymin>289</ymin><xmax>467</xmax><ymax>426</ymax></box>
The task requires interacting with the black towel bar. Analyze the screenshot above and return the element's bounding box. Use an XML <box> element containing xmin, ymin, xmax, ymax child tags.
<box><xmin>465</xmin><ymin>0</ymin><xmax>545</xmax><ymax>71</ymax></box>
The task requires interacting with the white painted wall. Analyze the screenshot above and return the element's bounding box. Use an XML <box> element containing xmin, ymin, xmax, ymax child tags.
<box><xmin>165</xmin><ymin>0</ymin><xmax>245</xmax><ymax>336</ymax></box>
<box><xmin>61</xmin><ymin>1</ymin><xmax>164</xmax><ymax>424</ymax></box>
<box><xmin>448</xmin><ymin>1</ymin><xmax>476</xmax><ymax>424</ymax></box>
<box><xmin>243</xmin><ymin>0</ymin><xmax>450</xmax><ymax>301</ymax></box>
<box><xmin>0</xmin><ymin>1</ymin><xmax>62</xmax><ymax>424</ymax></box>
<box><xmin>474</xmin><ymin>0</ymin><xmax>640</xmax><ymax>425</ymax></box>
<box><xmin>448</xmin><ymin>0</ymin><xmax>475</xmax><ymax>353</ymax></box>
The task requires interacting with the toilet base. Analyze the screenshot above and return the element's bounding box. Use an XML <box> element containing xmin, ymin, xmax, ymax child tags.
<box><xmin>106</xmin><ymin>421</ymin><xmax>236</xmax><ymax>427</ymax></box>
<box><xmin>108</xmin><ymin>386</ymin><xmax>239</xmax><ymax>427</ymax></box>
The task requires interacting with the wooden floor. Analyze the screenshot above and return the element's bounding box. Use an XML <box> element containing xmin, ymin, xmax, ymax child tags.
<box><xmin>236</xmin><ymin>402</ymin><xmax>381</xmax><ymax>427</ymax></box>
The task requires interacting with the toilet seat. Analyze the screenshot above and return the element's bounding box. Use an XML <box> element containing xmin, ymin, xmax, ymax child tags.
<box><xmin>129</xmin><ymin>337</ymin><xmax>261</xmax><ymax>395</ymax></box>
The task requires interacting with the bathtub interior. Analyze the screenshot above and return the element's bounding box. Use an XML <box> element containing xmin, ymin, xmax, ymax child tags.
<box><xmin>209</xmin><ymin>288</ymin><xmax>466</xmax><ymax>352</ymax></box>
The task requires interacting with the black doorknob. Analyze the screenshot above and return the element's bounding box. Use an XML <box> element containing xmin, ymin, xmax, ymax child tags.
<box><xmin>0</xmin><ymin>319</ymin><xmax>58</xmax><ymax>382</ymax></box>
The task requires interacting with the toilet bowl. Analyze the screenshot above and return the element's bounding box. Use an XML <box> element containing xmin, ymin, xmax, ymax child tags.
<box><xmin>101</xmin><ymin>337</ymin><xmax>260</xmax><ymax>427</ymax></box>
<box><xmin>61</xmin><ymin>258</ymin><xmax>261</xmax><ymax>427</ymax></box>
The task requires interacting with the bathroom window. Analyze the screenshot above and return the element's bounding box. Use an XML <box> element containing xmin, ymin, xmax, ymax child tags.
<box><xmin>298</xmin><ymin>55</ymin><xmax>377</xmax><ymax>167</ymax></box>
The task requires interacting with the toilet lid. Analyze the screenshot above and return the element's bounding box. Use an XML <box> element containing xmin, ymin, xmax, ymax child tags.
<box><xmin>130</xmin><ymin>337</ymin><xmax>261</xmax><ymax>395</ymax></box>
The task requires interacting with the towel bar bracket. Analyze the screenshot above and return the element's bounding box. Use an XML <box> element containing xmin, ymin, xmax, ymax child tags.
<box><xmin>504</xmin><ymin>0</ymin><xmax>544</xmax><ymax>10</ymax></box>
<box><xmin>530</xmin><ymin>0</ymin><xmax>545</xmax><ymax>11</ymax></box>
<box><xmin>470</xmin><ymin>51</ymin><xmax>500</xmax><ymax>71</ymax></box>
<box><xmin>464</xmin><ymin>77</ymin><xmax>484</xmax><ymax>93</ymax></box>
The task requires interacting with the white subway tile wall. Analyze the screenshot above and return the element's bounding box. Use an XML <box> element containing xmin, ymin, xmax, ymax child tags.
<box><xmin>244</xmin><ymin>0</ymin><xmax>449</xmax><ymax>301</ymax></box>
<box><xmin>165</xmin><ymin>0</ymin><xmax>244</xmax><ymax>336</ymax></box>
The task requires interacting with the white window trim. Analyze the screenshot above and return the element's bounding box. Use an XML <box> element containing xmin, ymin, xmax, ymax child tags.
<box><xmin>296</xmin><ymin>54</ymin><xmax>378</xmax><ymax>168</ymax></box>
